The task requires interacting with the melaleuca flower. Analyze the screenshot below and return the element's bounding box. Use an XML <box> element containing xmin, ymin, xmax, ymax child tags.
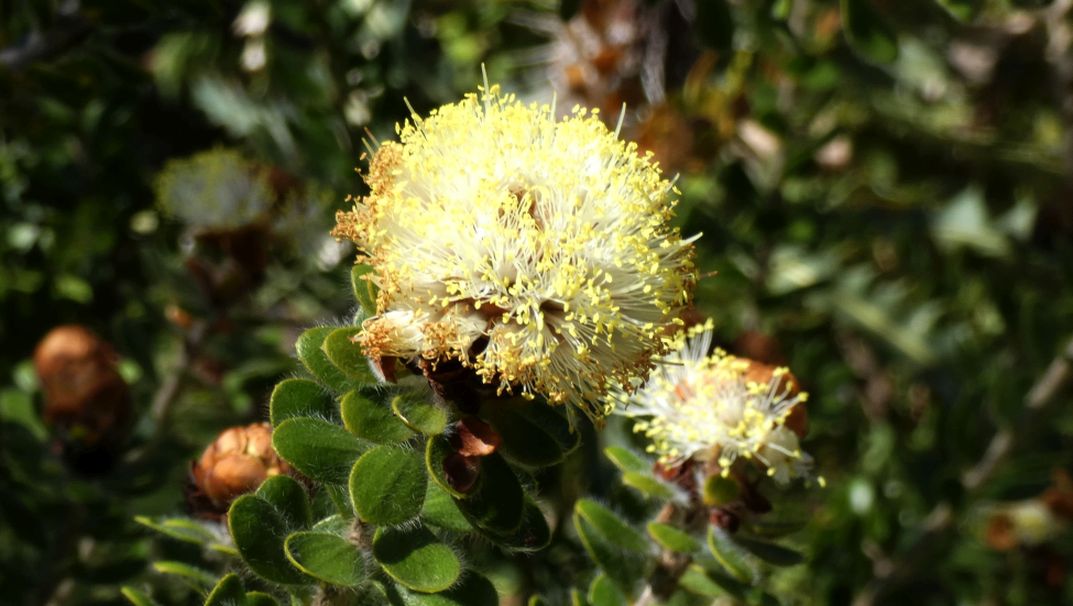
<box><xmin>333</xmin><ymin>83</ymin><xmax>697</xmax><ymax>419</ymax></box>
<box><xmin>613</xmin><ymin>322</ymin><xmax>813</xmax><ymax>484</ymax></box>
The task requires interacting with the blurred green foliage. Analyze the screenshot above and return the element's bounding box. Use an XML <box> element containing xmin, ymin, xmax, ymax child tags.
<box><xmin>3</xmin><ymin>0</ymin><xmax>1073</xmax><ymax>604</ymax></box>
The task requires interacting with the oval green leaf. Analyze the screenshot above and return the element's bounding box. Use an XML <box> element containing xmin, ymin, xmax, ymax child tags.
<box><xmin>349</xmin><ymin>445</ymin><xmax>427</xmax><ymax>525</ymax></box>
<box><xmin>575</xmin><ymin>499</ymin><xmax>648</xmax><ymax>553</ymax></box>
<box><xmin>425</xmin><ymin>433</ymin><xmax>467</xmax><ymax>498</ymax></box>
<box><xmin>151</xmin><ymin>561</ymin><xmax>217</xmax><ymax>590</ymax></box>
<box><xmin>453</xmin><ymin>453</ymin><xmax>525</xmax><ymax>535</ymax></box>
<box><xmin>482</xmin><ymin>398</ymin><xmax>578</xmax><ymax>468</ymax></box>
<box><xmin>269</xmin><ymin>378</ymin><xmax>333</xmax><ymax>426</ymax></box>
<box><xmin>732</xmin><ymin>535</ymin><xmax>805</xmax><ymax>566</ymax></box>
<box><xmin>421</xmin><ymin>482</ymin><xmax>473</xmax><ymax>532</ymax></box>
<box><xmin>706</xmin><ymin>527</ymin><xmax>755</xmax><ymax>583</ymax></box>
<box><xmin>573</xmin><ymin>505</ymin><xmax>646</xmax><ymax>594</ymax></box>
<box><xmin>491</xmin><ymin>500</ymin><xmax>552</xmax><ymax>553</ymax></box>
<box><xmin>203</xmin><ymin>574</ymin><xmax>244</xmax><ymax>606</ymax></box>
<box><xmin>284</xmin><ymin>531</ymin><xmax>366</xmax><ymax>586</ymax></box>
<box><xmin>273</xmin><ymin>417</ymin><xmax>365</xmax><ymax>484</ymax></box>
<box><xmin>588</xmin><ymin>573</ymin><xmax>627</xmax><ymax>606</ymax></box>
<box><xmin>296</xmin><ymin>326</ymin><xmax>351</xmax><ymax>393</ymax></box>
<box><xmin>228</xmin><ymin>495</ymin><xmax>308</xmax><ymax>584</ymax></box>
<box><xmin>603</xmin><ymin>446</ymin><xmax>649</xmax><ymax>474</ymax></box>
<box><xmin>393</xmin><ymin>572</ymin><xmax>499</xmax><ymax>606</ymax></box>
<box><xmin>256</xmin><ymin>474</ymin><xmax>311</xmax><ymax>529</ymax></box>
<box><xmin>372</xmin><ymin>525</ymin><xmax>462</xmax><ymax>592</ymax></box>
<box><xmin>647</xmin><ymin>522</ymin><xmax>700</xmax><ymax>554</ymax></box>
<box><xmin>391</xmin><ymin>394</ymin><xmax>448</xmax><ymax>435</ymax></box>
<box><xmin>120</xmin><ymin>586</ymin><xmax>160</xmax><ymax>606</ymax></box>
<box><xmin>323</xmin><ymin>327</ymin><xmax>377</xmax><ymax>384</ymax></box>
<box><xmin>341</xmin><ymin>389</ymin><xmax>414</xmax><ymax>444</ymax></box>
<box><xmin>622</xmin><ymin>472</ymin><xmax>675</xmax><ymax>500</ymax></box>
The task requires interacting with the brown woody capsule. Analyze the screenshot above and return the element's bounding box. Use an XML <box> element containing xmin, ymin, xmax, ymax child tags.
<box><xmin>33</xmin><ymin>325</ymin><xmax>131</xmax><ymax>451</ymax></box>
<box><xmin>191</xmin><ymin>422</ymin><xmax>290</xmax><ymax>511</ymax></box>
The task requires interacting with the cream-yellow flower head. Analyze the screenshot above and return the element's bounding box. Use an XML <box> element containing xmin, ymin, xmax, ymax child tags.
<box><xmin>333</xmin><ymin>82</ymin><xmax>697</xmax><ymax>419</ymax></box>
<box><xmin>614</xmin><ymin>322</ymin><xmax>813</xmax><ymax>484</ymax></box>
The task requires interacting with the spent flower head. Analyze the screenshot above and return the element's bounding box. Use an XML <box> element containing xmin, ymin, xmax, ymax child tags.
<box><xmin>333</xmin><ymin>82</ymin><xmax>697</xmax><ymax>419</ymax></box>
<box><xmin>614</xmin><ymin>322</ymin><xmax>813</xmax><ymax>484</ymax></box>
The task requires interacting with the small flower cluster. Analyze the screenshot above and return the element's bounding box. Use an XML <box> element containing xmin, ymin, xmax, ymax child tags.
<box><xmin>614</xmin><ymin>322</ymin><xmax>813</xmax><ymax>484</ymax></box>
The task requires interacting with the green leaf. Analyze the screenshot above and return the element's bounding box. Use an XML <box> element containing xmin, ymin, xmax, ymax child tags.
<box><xmin>349</xmin><ymin>445</ymin><xmax>427</xmax><ymax>525</ymax></box>
<box><xmin>490</xmin><ymin>500</ymin><xmax>552</xmax><ymax>552</ymax></box>
<box><xmin>203</xmin><ymin>574</ymin><xmax>244</xmax><ymax>606</ymax></box>
<box><xmin>256</xmin><ymin>475</ymin><xmax>311</xmax><ymax>529</ymax></box>
<box><xmin>706</xmin><ymin>527</ymin><xmax>755</xmax><ymax>583</ymax></box>
<box><xmin>678</xmin><ymin>565</ymin><xmax>731</xmax><ymax>598</ymax></box>
<box><xmin>573</xmin><ymin>500</ymin><xmax>647</xmax><ymax>593</ymax></box>
<box><xmin>323</xmin><ymin>327</ymin><xmax>378</xmax><ymax>384</ymax></box>
<box><xmin>742</xmin><ymin>518</ymin><xmax>807</xmax><ymax>539</ymax></box>
<box><xmin>341</xmin><ymin>389</ymin><xmax>414</xmax><ymax>444</ymax></box>
<box><xmin>151</xmin><ymin>561</ymin><xmax>217</xmax><ymax>590</ymax></box>
<box><xmin>351</xmin><ymin>264</ymin><xmax>378</xmax><ymax>316</ymax></box>
<box><xmin>622</xmin><ymin>472</ymin><xmax>675</xmax><ymax>500</ymax></box>
<box><xmin>935</xmin><ymin>0</ymin><xmax>980</xmax><ymax>21</ymax></box>
<box><xmin>284</xmin><ymin>531</ymin><xmax>366</xmax><ymax>586</ymax></box>
<box><xmin>121</xmin><ymin>587</ymin><xmax>160</xmax><ymax>606</ymax></box>
<box><xmin>270</xmin><ymin>378</ymin><xmax>333</xmax><ymax>426</ymax></box>
<box><xmin>425</xmin><ymin>433</ymin><xmax>468</xmax><ymax>498</ymax></box>
<box><xmin>296</xmin><ymin>326</ymin><xmax>351</xmax><ymax>392</ymax></box>
<box><xmin>244</xmin><ymin>592</ymin><xmax>279</xmax><ymax>606</ymax></box>
<box><xmin>134</xmin><ymin>516</ymin><xmax>218</xmax><ymax>547</ymax></box>
<box><xmin>575</xmin><ymin>499</ymin><xmax>648</xmax><ymax>553</ymax></box>
<box><xmin>372</xmin><ymin>525</ymin><xmax>462</xmax><ymax>592</ymax></box>
<box><xmin>647</xmin><ymin>522</ymin><xmax>700</xmax><ymax>554</ymax></box>
<box><xmin>273</xmin><ymin>417</ymin><xmax>365</xmax><ymax>483</ymax></box>
<box><xmin>482</xmin><ymin>399</ymin><xmax>578</xmax><ymax>468</ymax></box>
<box><xmin>841</xmin><ymin>0</ymin><xmax>899</xmax><ymax>64</ymax></box>
<box><xmin>603</xmin><ymin>446</ymin><xmax>649</xmax><ymax>474</ymax></box>
<box><xmin>732</xmin><ymin>535</ymin><xmax>805</xmax><ymax>566</ymax></box>
<box><xmin>453</xmin><ymin>453</ymin><xmax>525</xmax><ymax>535</ymax></box>
<box><xmin>392</xmin><ymin>573</ymin><xmax>499</xmax><ymax>606</ymax></box>
<box><xmin>391</xmin><ymin>394</ymin><xmax>448</xmax><ymax>435</ymax></box>
<box><xmin>587</xmin><ymin>574</ymin><xmax>626</xmax><ymax>606</ymax></box>
<box><xmin>421</xmin><ymin>482</ymin><xmax>473</xmax><ymax>532</ymax></box>
<box><xmin>228</xmin><ymin>495</ymin><xmax>308</xmax><ymax>584</ymax></box>
<box><xmin>312</xmin><ymin>513</ymin><xmax>350</xmax><ymax>534</ymax></box>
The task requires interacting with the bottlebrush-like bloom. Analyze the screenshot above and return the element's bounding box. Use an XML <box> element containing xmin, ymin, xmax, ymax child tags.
<box><xmin>333</xmin><ymin>83</ymin><xmax>697</xmax><ymax>419</ymax></box>
<box><xmin>614</xmin><ymin>323</ymin><xmax>813</xmax><ymax>484</ymax></box>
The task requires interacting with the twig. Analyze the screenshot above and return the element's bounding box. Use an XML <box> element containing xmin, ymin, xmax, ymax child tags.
<box><xmin>149</xmin><ymin>320</ymin><xmax>209</xmax><ymax>435</ymax></box>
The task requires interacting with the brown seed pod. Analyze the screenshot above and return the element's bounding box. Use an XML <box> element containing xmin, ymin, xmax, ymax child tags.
<box><xmin>190</xmin><ymin>422</ymin><xmax>291</xmax><ymax>513</ymax></box>
<box><xmin>33</xmin><ymin>325</ymin><xmax>131</xmax><ymax>455</ymax></box>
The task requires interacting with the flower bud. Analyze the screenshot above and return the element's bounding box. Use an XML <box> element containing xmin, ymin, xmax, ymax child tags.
<box><xmin>191</xmin><ymin>422</ymin><xmax>290</xmax><ymax>512</ymax></box>
<box><xmin>33</xmin><ymin>325</ymin><xmax>131</xmax><ymax>457</ymax></box>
